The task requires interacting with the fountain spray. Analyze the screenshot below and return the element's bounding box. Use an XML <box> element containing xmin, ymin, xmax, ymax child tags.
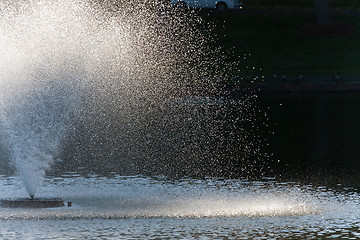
<box><xmin>0</xmin><ymin>0</ymin><xmax>262</xmax><ymax>200</ymax></box>
<box><xmin>0</xmin><ymin>0</ymin><xmax>226</xmax><ymax>197</ymax></box>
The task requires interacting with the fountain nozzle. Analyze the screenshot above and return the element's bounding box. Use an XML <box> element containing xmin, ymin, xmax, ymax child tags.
<box><xmin>29</xmin><ymin>195</ymin><xmax>34</xmax><ymax>200</ymax></box>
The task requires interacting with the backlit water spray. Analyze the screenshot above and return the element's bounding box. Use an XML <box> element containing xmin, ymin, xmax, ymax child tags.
<box><xmin>0</xmin><ymin>0</ymin><xmax>262</xmax><ymax>198</ymax></box>
<box><xmin>1</xmin><ymin>2</ymin><xmax>359</xmax><ymax>238</ymax></box>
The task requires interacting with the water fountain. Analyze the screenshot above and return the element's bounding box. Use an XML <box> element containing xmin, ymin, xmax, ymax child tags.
<box><xmin>0</xmin><ymin>0</ymin><xmax>262</xmax><ymax>207</ymax></box>
<box><xmin>0</xmin><ymin>1</ymin><xmax>359</xmax><ymax>239</ymax></box>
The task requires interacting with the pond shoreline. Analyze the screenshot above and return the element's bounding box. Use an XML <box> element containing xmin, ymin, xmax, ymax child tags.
<box><xmin>204</xmin><ymin>82</ymin><xmax>360</xmax><ymax>96</ymax></box>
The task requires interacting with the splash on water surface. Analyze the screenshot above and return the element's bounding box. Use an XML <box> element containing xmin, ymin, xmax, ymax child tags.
<box><xmin>0</xmin><ymin>175</ymin><xmax>321</xmax><ymax>219</ymax></box>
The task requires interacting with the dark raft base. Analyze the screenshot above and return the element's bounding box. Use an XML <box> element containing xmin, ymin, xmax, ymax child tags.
<box><xmin>1</xmin><ymin>198</ymin><xmax>65</xmax><ymax>208</ymax></box>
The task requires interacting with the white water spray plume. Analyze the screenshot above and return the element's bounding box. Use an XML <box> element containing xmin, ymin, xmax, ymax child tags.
<box><xmin>0</xmin><ymin>0</ymin><xmax>263</xmax><ymax>197</ymax></box>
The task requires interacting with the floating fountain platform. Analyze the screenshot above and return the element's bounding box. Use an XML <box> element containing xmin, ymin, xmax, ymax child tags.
<box><xmin>1</xmin><ymin>198</ymin><xmax>65</xmax><ymax>208</ymax></box>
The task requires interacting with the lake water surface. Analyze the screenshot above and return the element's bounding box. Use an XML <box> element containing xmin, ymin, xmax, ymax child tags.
<box><xmin>1</xmin><ymin>174</ymin><xmax>359</xmax><ymax>239</ymax></box>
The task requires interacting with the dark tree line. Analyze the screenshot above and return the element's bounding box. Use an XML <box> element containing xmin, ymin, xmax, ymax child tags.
<box><xmin>315</xmin><ymin>0</ymin><xmax>330</xmax><ymax>25</ymax></box>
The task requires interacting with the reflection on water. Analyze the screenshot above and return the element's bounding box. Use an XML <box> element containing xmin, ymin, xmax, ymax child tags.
<box><xmin>0</xmin><ymin>174</ymin><xmax>359</xmax><ymax>239</ymax></box>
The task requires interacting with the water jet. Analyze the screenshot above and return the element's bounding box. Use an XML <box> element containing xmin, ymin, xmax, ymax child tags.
<box><xmin>0</xmin><ymin>0</ymin><xmax>258</xmax><ymax>191</ymax></box>
<box><xmin>0</xmin><ymin>0</ymin><xmax>261</xmax><ymax>217</ymax></box>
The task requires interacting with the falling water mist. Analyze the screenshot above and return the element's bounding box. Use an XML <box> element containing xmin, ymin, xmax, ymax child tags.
<box><xmin>0</xmin><ymin>0</ymin><xmax>265</xmax><ymax>198</ymax></box>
